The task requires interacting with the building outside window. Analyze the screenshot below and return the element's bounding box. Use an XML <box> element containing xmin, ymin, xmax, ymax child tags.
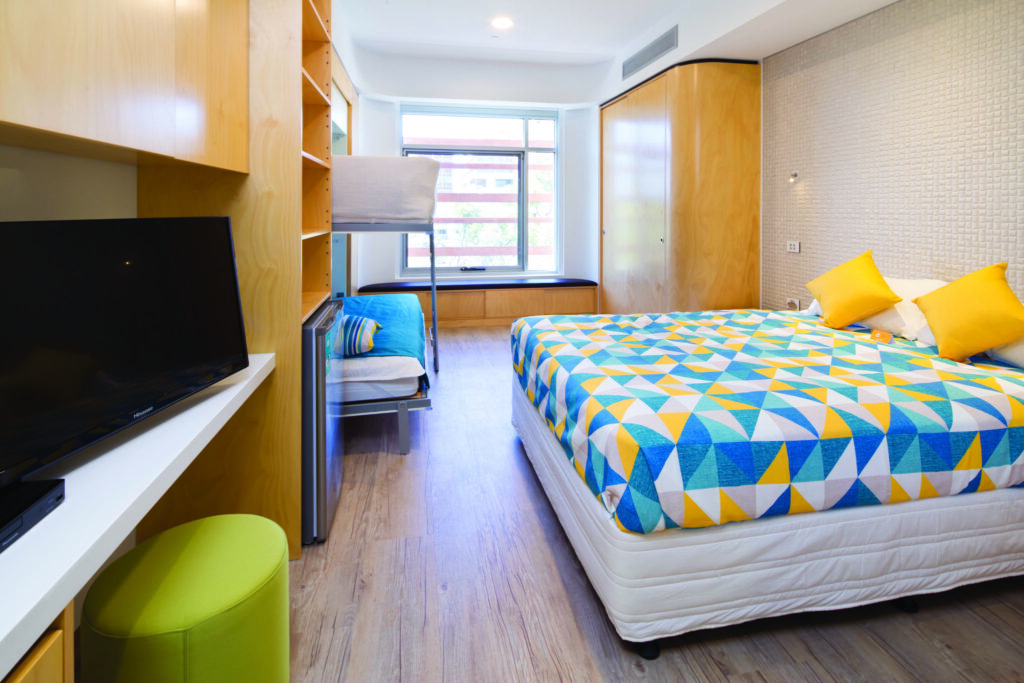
<box><xmin>400</xmin><ymin>108</ymin><xmax>558</xmax><ymax>275</ymax></box>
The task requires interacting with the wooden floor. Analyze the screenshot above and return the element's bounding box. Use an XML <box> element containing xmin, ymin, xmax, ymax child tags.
<box><xmin>289</xmin><ymin>326</ymin><xmax>1024</xmax><ymax>682</ymax></box>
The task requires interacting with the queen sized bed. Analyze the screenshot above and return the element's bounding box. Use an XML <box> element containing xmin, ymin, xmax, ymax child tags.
<box><xmin>510</xmin><ymin>309</ymin><xmax>1024</xmax><ymax>646</ymax></box>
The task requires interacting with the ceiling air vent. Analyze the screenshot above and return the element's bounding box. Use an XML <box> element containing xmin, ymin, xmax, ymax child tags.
<box><xmin>622</xmin><ymin>26</ymin><xmax>678</xmax><ymax>80</ymax></box>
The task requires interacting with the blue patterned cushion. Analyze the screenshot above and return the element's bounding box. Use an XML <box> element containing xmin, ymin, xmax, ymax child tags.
<box><xmin>336</xmin><ymin>314</ymin><xmax>381</xmax><ymax>356</ymax></box>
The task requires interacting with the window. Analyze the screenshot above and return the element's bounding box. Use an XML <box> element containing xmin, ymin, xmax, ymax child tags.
<box><xmin>401</xmin><ymin>108</ymin><xmax>557</xmax><ymax>274</ymax></box>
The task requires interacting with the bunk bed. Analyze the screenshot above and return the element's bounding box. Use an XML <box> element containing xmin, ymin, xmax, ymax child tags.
<box><xmin>331</xmin><ymin>155</ymin><xmax>440</xmax><ymax>373</ymax></box>
<box><xmin>328</xmin><ymin>156</ymin><xmax>440</xmax><ymax>454</ymax></box>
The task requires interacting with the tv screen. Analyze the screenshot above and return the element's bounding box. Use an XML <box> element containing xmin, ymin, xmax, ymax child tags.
<box><xmin>0</xmin><ymin>217</ymin><xmax>249</xmax><ymax>488</ymax></box>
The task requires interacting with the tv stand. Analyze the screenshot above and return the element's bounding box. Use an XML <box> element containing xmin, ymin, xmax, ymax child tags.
<box><xmin>0</xmin><ymin>480</ymin><xmax>65</xmax><ymax>554</ymax></box>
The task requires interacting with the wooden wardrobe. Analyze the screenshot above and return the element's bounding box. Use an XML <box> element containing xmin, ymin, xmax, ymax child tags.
<box><xmin>600</xmin><ymin>60</ymin><xmax>761</xmax><ymax>315</ymax></box>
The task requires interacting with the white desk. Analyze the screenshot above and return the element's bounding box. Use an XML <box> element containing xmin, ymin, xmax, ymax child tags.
<box><xmin>0</xmin><ymin>354</ymin><xmax>275</xmax><ymax>677</ymax></box>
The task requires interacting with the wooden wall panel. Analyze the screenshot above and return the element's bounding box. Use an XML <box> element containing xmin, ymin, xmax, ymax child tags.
<box><xmin>174</xmin><ymin>0</ymin><xmax>249</xmax><ymax>172</ymax></box>
<box><xmin>0</xmin><ymin>0</ymin><xmax>175</xmax><ymax>156</ymax></box>
<box><xmin>600</xmin><ymin>76</ymin><xmax>668</xmax><ymax>315</ymax></box>
<box><xmin>136</xmin><ymin>0</ymin><xmax>304</xmax><ymax>557</ymax></box>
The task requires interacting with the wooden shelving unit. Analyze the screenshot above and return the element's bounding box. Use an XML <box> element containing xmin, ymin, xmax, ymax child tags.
<box><xmin>301</xmin><ymin>0</ymin><xmax>332</xmax><ymax>321</ymax></box>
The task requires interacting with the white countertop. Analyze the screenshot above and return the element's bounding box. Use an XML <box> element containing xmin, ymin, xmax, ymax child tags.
<box><xmin>0</xmin><ymin>353</ymin><xmax>275</xmax><ymax>677</ymax></box>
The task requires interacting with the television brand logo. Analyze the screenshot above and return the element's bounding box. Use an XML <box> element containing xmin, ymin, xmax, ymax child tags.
<box><xmin>133</xmin><ymin>407</ymin><xmax>154</xmax><ymax>420</ymax></box>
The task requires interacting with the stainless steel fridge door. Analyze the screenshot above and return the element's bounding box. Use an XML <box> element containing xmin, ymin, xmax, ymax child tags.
<box><xmin>301</xmin><ymin>301</ymin><xmax>343</xmax><ymax>544</ymax></box>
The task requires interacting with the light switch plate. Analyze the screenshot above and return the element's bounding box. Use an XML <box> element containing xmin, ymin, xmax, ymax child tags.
<box><xmin>786</xmin><ymin>241</ymin><xmax>801</xmax><ymax>253</ymax></box>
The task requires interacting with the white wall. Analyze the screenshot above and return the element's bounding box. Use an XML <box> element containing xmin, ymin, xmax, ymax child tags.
<box><xmin>560</xmin><ymin>106</ymin><xmax>600</xmax><ymax>281</ymax></box>
<box><xmin>0</xmin><ymin>144</ymin><xmax>136</xmax><ymax>220</ymax></box>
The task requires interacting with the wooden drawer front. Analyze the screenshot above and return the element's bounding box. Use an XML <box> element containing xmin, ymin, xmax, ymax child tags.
<box><xmin>484</xmin><ymin>287</ymin><xmax>596</xmax><ymax>318</ymax></box>
<box><xmin>436</xmin><ymin>291</ymin><xmax>485</xmax><ymax>320</ymax></box>
<box><xmin>4</xmin><ymin>630</ymin><xmax>65</xmax><ymax>683</ymax></box>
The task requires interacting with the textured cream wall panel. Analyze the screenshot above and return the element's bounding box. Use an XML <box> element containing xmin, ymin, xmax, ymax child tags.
<box><xmin>762</xmin><ymin>0</ymin><xmax>1023</xmax><ymax>310</ymax></box>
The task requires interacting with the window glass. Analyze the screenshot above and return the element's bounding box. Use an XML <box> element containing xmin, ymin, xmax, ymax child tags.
<box><xmin>407</xmin><ymin>152</ymin><xmax>520</xmax><ymax>269</ymax></box>
<box><xmin>401</xmin><ymin>109</ymin><xmax>557</xmax><ymax>274</ymax></box>
<box><xmin>402</xmin><ymin>114</ymin><xmax>523</xmax><ymax>148</ymax></box>
<box><xmin>527</xmin><ymin>152</ymin><xmax>556</xmax><ymax>272</ymax></box>
<box><xmin>527</xmin><ymin>119</ymin><xmax>556</xmax><ymax>149</ymax></box>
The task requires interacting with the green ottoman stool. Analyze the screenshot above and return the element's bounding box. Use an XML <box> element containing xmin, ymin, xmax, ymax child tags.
<box><xmin>81</xmin><ymin>514</ymin><xmax>289</xmax><ymax>683</ymax></box>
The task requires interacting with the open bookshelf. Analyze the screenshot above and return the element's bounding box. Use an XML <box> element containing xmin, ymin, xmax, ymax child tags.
<box><xmin>301</xmin><ymin>0</ymin><xmax>332</xmax><ymax>320</ymax></box>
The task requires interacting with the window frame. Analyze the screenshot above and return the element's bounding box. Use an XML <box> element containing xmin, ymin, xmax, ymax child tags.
<box><xmin>399</xmin><ymin>106</ymin><xmax>559</xmax><ymax>277</ymax></box>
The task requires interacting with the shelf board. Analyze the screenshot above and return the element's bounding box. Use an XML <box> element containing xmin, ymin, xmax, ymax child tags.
<box><xmin>301</xmin><ymin>228</ymin><xmax>331</xmax><ymax>240</ymax></box>
<box><xmin>301</xmin><ymin>69</ymin><xmax>329</xmax><ymax>106</ymax></box>
<box><xmin>301</xmin><ymin>151</ymin><xmax>329</xmax><ymax>169</ymax></box>
<box><xmin>301</xmin><ymin>291</ymin><xmax>331</xmax><ymax>321</ymax></box>
<box><xmin>302</xmin><ymin>0</ymin><xmax>329</xmax><ymax>42</ymax></box>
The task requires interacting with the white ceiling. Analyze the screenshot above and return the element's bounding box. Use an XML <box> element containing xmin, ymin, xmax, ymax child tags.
<box><xmin>331</xmin><ymin>0</ymin><xmax>901</xmax><ymax>103</ymax></box>
<box><xmin>333</xmin><ymin>0</ymin><xmax>685</xmax><ymax>64</ymax></box>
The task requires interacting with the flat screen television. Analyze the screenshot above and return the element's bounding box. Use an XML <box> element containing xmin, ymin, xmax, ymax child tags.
<box><xmin>0</xmin><ymin>217</ymin><xmax>249</xmax><ymax>549</ymax></box>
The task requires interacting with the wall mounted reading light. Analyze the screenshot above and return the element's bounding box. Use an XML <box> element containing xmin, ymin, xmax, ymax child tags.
<box><xmin>491</xmin><ymin>16</ymin><xmax>514</xmax><ymax>30</ymax></box>
<box><xmin>788</xmin><ymin>171</ymin><xmax>799</xmax><ymax>183</ymax></box>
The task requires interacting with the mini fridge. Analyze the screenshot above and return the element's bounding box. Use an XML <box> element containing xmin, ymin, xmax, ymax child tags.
<box><xmin>301</xmin><ymin>300</ymin><xmax>343</xmax><ymax>544</ymax></box>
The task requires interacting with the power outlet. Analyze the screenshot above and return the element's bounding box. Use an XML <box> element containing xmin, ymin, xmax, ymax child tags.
<box><xmin>786</xmin><ymin>241</ymin><xmax>801</xmax><ymax>253</ymax></box>
<box><xmin>786</xmin><ymin>298</ymin><xmax>801</xmax><ymax>310</ymax></box>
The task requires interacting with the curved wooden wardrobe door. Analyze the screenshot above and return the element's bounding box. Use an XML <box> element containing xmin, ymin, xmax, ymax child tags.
<box><xmin>665</xmin><ymin>62</ymin><xmax>761</xmax><ymax>312</ymax></box>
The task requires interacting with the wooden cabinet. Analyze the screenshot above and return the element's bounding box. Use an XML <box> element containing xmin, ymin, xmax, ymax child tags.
<box><xmin>300</xmin><ymin>0</ymin><xmax>333</xmax><ymax>320</ymax></box>
<box><xmin>174</xmin><ymin>0</ymin><xmax>249</xmax><ymax>172</ymax></box>
<box><xmin>0</xmin><ymin>0</ymin><xmax>247</xmax><ymax>171</ymax></box>
<box><xmin>405</xmin><ymin>286</ymin><xmax>598</xmax><ymax>327</ymax></box>
<box><xmin>600</xmin><ymin>61</ymin><xmax>761</xmax><ymax>315</ymax></box>
<box><xmin>3</xmin><ymin>604</ymin><xmax>73</xmax><ymax>683</ymax></box>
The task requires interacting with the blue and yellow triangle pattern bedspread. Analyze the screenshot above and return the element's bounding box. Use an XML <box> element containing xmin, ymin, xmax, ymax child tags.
<box><xmin>511</xmin><ymin>309</ymin><xmax>1024</xmax><ymax>534</ymax></box>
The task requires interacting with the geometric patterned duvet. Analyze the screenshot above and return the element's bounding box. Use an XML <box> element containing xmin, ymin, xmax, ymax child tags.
<box><xmin>512</xmin><ymin>310</ymin><xmax>1024</xmax><ymax>534</ymax></box>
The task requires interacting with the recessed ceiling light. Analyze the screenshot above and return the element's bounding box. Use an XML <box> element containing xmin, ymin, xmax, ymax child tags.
<box><xmin>490</xmin><ymin>16</ymin><xmax>514</xmax><ymax>31</ymax></box>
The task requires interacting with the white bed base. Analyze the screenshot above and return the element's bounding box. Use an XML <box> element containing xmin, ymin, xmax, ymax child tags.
<box><xmin>511</xmin><ymin>378</ymin><xmax>1024</xmax><ymax>644</ymax></box>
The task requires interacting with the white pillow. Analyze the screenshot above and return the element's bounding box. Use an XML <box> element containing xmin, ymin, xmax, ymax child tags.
<box><xmin>860</xmin><ymin>277</ymin><xmax>948</xmax><ymax>340</ymax></box>
<box><xmin>916</xmin><ymin>323</ymin><xmax>936</xmax><ymax>347</ymax></box>
<box><xmin>988</xmin><ymin>337</ymin><xmax>1024</xmax><ymax>368</ymax></box>
<box><xmin>805</xmin><ymin>299</ymin><xmax>822</xmax><ymax>316</ymax></box>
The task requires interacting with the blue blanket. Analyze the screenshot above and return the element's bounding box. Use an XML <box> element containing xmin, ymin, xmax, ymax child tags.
<box><xmin>338</xmin><ymin>294</ymin><xmax>427</xmax><ymax>376</ymax></box>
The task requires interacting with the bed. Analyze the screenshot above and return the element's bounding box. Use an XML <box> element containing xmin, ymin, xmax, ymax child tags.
<box><xmin>510</xmin><ymin>308</ymin><xmax>1024</xmax><ymax>652</ymax></box>
<box><xmin>327</xmin><ymin>294</ymin><xmax>431</xmax><ymax>454</ymax></box>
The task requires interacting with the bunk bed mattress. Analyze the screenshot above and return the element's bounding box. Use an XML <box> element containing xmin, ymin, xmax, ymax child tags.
<box><xmin>327</xmin><ymin>355</ymin><xmax>424</xmax><ymax>403</ymax></box>
<box><xmin>512</xmin><ymin>377</ymin><xmax>1024</xmax><ymax>641</ymax></box>
<box><xmin>327</xmin><ymin>293</ymin><xmax>429</xmax><ymax>404</ymax></box>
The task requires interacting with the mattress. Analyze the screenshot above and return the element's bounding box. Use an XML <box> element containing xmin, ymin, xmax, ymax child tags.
<box><xmin>512</xmin><ymin>377</ymin><xmax>1024</xmax><ymax>642</ymax></box>
<box><xmin>327</xmin><ymin>355</ymin><xmax>424</xmax><ymax>404</ymax></box>
<box><xmin>512</xmin><ymin>310</ymin><xmax>1024</xmax><ymax>534</ymax></box>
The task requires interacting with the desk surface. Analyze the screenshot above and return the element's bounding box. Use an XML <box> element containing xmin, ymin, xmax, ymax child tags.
<box><xmin>0</xmin><ymin>354</ymin><xmax>275</xmax><ymax>677</ymax></box>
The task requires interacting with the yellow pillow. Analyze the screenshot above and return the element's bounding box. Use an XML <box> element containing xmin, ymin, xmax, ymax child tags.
<box><xmin>805</xmin><ymin>251</ymin><xmax>901</xmax><ymax>329</ymax></box>
<box><xmin>913</xmin><ymin>263</ymin><xmax>1024</xmax><ymax>362</ymax></box>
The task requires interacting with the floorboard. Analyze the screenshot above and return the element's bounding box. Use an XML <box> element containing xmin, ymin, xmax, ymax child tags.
<box><xmin>290</xmin><ymin>326</ymin><xmax>1024</xmax><ymax>682</ymax></box>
